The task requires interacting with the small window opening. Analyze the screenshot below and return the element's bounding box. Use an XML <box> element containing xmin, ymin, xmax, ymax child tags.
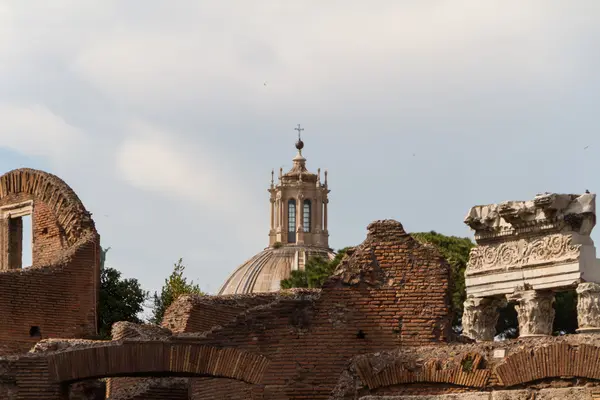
<box><xmin>7</xmin><ymin>214</ymin><xmax>33</xmax><ymax>269</ymax></box>
<box><xmin>288</xmin><ymin>199</ymin><xmax>296</xmax><ymax>243</ymax></box>
<box><xmin>29</xmin><ymin>326</ymin><xmax>41</xmax><ymax>338</ymax></box>
<box><xmin>303</xmin><ymin>200</ymin><xmax>311</xmax><ymax>233</ymax></box>
<box><xmin>41</xmin><ymin>227</ymin><xmax>48</xmax><ymax>235</ymax></box>
<box><xmin>22</xmin><ymin>215</ymin><xmax>33</xmax><ymax>267</ymax></box>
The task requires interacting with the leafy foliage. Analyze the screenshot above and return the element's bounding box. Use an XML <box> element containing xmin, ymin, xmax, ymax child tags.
<box><xmin>149</xmin><ymin>258</ymin><xmax>204</xmax><ymax>324</ymax></box>
<box><xmin>410</xmin><ymin>231</ymin><xmax>475</xmax><ymax>328</ymax></box>
<box><xmin>98</xmin><ymin>247</ymin><xmax>149</xmax><ymax>339</ymax></box>
<box><xmin>280</xmin><ymin>247</ymin><xmax>353</xmax><ymax>289</ymax></box>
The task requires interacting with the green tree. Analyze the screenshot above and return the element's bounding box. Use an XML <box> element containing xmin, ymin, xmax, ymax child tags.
<box><xmin>280</xmin><ymin>247</ymin><xmax>353</xmax><ymax>289</ymax></box>
<box><xmin>410</xmin><ymin>231</ymin><xmax>474</xmax><ymax>328</ymax></box>
<box><xmin>98</xmin><ymin>247</ymin><xmax>149</xmax><ymax>339</ymax></box>
<box><xmin>150</xmin><ymin>258</ymin><xmax>204</xmax><ymax>324</ymax></box>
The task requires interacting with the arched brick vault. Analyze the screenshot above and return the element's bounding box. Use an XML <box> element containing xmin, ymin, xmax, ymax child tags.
<box><xmin>330</xmin><ymin>342</ymin><xmax>600</xmax><ymax>399</ymax></box>
<box><xmin>0</xmin><ymin>168</ymin><xmax>100</xmax><ymax>352</ymax></box>
<box><xmin>0</xmin><ymin>168</ymin><xmax>97</xmax><ymax>248</ymax></box>
<box><xmin>45</xmin><ymin>341</ymin><xmax>269</xmax><ymax>384</ymax></box>
<box><xmin>495</xmin><ymin>343</ymin><xmax>600</xmax><ymax>387</ymax></box>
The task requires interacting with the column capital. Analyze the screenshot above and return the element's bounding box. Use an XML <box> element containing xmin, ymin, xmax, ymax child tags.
<box><xmin>507</xmin><ymin>288</ymin><xmax>555</xmax><ymax>337</ymax></box>
<box><xmin>462</xmin><ymin>296</ymin><xmax>506</xmax><ymax>341</ymax></box>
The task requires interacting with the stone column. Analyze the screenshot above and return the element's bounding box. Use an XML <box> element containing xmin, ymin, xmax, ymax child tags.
<box><xmin>323</xmin><ymin>198</ymin><xmax>329</xmax><ymax>232</ymax></box>
<box><xmin>576</xmin><ymin>282</ymin><xmax>600</xmax><ymax>333</ymax></box>
<box><xmin>282</xmin><ymin>199</ymin><xmax>288</xmax><ymax>243</ymax></box>
<box><xmin>297</xmin><ymin>195</ymin><xmax>304</xmax><ymax>244</ymax></box>
<box><xmin>275</xmin><ymin>199</ymin><xmax>280</xmax><ymax>230</ymax></box>
<box><xmin>314</xmin><ymin>196</ymin><xmax>321</xmax><ymax>232</ymax></box>
<box><xmin>270</xmin><ymin>198</ymin><xmax>275</xmax><ymax>231</ymax></box>
<box><xmin>462</xmin><ymin>296</ymin><xmax>506</xmax><ymax>341</ymax></box>
<box><xmin>507</xmin><ymin>288</ymin><xmax>555</xmax><ymax>337</ymax></box>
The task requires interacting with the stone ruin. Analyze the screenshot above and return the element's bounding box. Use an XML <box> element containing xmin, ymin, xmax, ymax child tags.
<box><xmin>462</xmin><ymin>192</ymin><xmax>600</xmax><ymax>341</ymax></box>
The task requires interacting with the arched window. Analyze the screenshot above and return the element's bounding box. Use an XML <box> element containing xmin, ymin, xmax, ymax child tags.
<box><xmin>303</xmin><ymin>200</ymin><xmax>311</xmax><ymax>233</ymax></box>
<box><xmin>288</xmin><ymin>199</ymin><xmax>296</xmax><ymax>243</ymax></box>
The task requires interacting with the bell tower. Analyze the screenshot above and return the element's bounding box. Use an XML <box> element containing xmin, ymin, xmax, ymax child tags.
<box><xmin>268</xmin><ymin>125</ymin><xmax>330</xmax><ymax>248</ymax></box>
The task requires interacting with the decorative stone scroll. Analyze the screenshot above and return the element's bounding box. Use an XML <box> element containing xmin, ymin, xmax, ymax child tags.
<box><xmin>462</xmin><ymin>296</ymin><xmax>506</xmax><ymax>341</ymax></box>
<box><xmin>463</xmin><ymin>193</ymin><xmax>600</xmax><ymax>298</ymax></box>
<box><xmin>466</xmin><ymin>233</ymin><xmax>580</xmax><ymax>276</ymax></box>
<box><xmin>576</xmin><ymin>282</ymin><xmax>600</xmax><ymax>332</ymax></box>
<box><xmin>507</xmin><ymin>288</ymin><xmax>555</xmax><ymax>337</ymax></box>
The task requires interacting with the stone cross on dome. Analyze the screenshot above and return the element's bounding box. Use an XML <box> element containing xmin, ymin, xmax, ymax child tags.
<box><xmin>294</xmin><ymin>124</ymin><xmax>304</xmax><ymax>153</ymax></box>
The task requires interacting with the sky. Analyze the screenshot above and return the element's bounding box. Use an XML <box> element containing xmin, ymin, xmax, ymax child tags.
<box><xmin>1</xmin><ymin>1</ymin><xmax>600</xmax><ymax>299</ymax></box>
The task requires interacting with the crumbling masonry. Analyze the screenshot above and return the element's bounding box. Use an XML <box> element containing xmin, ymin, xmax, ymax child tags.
<box><xmin>3</xmin><ymin>169</ymin><xmax>600</xmax><ymax>399</ymax></box>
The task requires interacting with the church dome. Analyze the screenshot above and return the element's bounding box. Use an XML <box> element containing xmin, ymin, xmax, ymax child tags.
<box><xmin>218</xmin><ymin>246</ymin><xmax>335</xmax><ymax>295</ymax></box>
<box><xmin>219</xmin><ymin>127</ymin><xmax>333</xmax><ymax>295</ymax></box>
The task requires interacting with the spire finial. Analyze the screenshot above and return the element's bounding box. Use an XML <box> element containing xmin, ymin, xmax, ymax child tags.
<box><xmin>271</xmin><ymin>169</ymin><xmax>274</xmax><ymax>186</ymax></box>
<box><xmin>294</xmin><ymin>124</ymin><xmax>304</xmax><ymax>151</ymax></box>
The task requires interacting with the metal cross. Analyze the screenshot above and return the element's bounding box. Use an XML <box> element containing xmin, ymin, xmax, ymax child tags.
<box><xmin>294</xmin><ymin>124</ymin><xmax>304</xmax><ymax>140</ymax></box>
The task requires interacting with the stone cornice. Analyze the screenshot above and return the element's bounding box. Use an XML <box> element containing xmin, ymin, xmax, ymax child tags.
<box><xmin>465</xmin><ymin>193</ymin><xmax>596</xmax><ymax>243</ymax></box>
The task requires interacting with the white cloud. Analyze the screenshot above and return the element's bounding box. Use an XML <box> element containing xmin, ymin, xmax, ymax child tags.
<box><xmin>68</xmin><ymin>1</ymin><xmax>590</xmax><ymax>112</ymax></box>
<box><xmin>0</xmin><ymin>104</ymin><xmax>88</xmax><ymax>162</ymax></box>
<box><xmin>116</xmin><ymin>120</ymin><xmax>254</xmax><ymax>215</ymax></box>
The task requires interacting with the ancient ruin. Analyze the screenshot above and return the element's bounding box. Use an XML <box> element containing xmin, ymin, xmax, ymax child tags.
<box><xmin>463</xmin><ymin>192</ymin><xmax>600</xmax><ymax>340</ymax></box>
<box><xmin>0</xmin><ymin>168</ymin><xmax>100</xmax><ymax>355</ymax></box>
<box><xmin>4</xmin><ymin>140</ymin><xmax>600</xmax><ymax>398</ymax></box>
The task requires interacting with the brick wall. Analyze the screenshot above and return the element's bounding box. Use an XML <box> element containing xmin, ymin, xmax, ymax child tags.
<box><xmin>0</xmin><ymin>169</ymin><xmax>100</xmax><ymax>355</ymax></box>
<box><xmin>189</xmin><ymin>378</ymin><xmax>253</xmax><ymax>399</ymax></box>
<box><xmin>162</xmin><ymin>292</ymin><xmax>282</xmax><ymax>333</ymax></box>
<box><xmin>186</xmin><ymin>219</ymin><xmax>452</xmax><ymax>399</ymax></box>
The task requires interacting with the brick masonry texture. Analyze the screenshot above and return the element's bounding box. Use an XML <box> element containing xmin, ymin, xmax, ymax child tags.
<box><xmin>0</xmin><ymin>169</ymin><xmax>100</xmax><ymax>355</ymax></box>
<box><xmin>116</xmin><ymin>219</ymin><xmax>454</xmax><ymax>399</ymax></box>
<box><xmin>7</xmin><ymin>215</ymin><xmax>600</xmax><ymax>399</ymax></box>
<box><xmin>332</xmin><ymin>334</ymin><xmax>600</xmax><ymax>398</ymax></box>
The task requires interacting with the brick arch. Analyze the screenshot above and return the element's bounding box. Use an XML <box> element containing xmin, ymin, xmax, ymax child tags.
<box><xmin>46</xmin><ymin>342</ymin><xmax>269</xmax><ymax>384</ymax></box>
<box><xmin>352</xmin><ymin>352</ymin><xmax>490</xmax><ymax>391</ymax></box>
<box><xmin>495</xmin><ymin>343</ymin><xmax>600</xmax><ymax>387</ymax></box>
<box><xmin>0</xmin><ymin>168</ymin><xmax>96</xmax><ymax>246</ymax></box>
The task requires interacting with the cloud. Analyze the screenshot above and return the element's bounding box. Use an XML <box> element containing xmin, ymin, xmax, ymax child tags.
<box><xmin>0</xmin><ymin>104</ymin><xmax>88</xmax><ymax>163</ymax></box>
<box><xmin>115</xmin><ymin>120</ymin><xmax>255</xmax><ymax>216</ymax></box>
<box><xmin>64</xmin><ymin>0</ymin><xmax>598</xmax><ymax>137</ymax></box>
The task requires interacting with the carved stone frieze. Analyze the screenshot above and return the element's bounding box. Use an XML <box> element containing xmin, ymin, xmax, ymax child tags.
<box><xmin>462</xmin><ymin>296</ymin><xmax>507</xmax><ymax>341</ymax></box>
<box><xmin>466</xmin><ymin>233</ymin><xmax>580</xmax><ymax>276</ymax></box>
<box><xmin>577</xmin><ymin>282</ymin><xmax>600</xmax><ymax>331</ymax></box>
<box><xmin>507</xmin><ymin>289</ymin><xmax>555</xmax><ymax>336</ymax></box>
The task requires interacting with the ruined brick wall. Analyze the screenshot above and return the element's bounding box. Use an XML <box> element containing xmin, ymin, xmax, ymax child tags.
<box><xmin>162</xmin><ymin>292</ymin><xmax>282</xmax><ymax>333</ymax></box>
<box><xmin>0</xmin><ymin>169</ymin><xmax>100</xmax><ymax>354</ymax></box>
<box><xmin>189</xmin><ymin>378</ymin><xmax>254</xmax><ymax>399</ymax></box>
<box><xmin>0</xmin><ymin>358</ymin><xmax>17</xmax><ymax>399</ymax></box>
<box><xmin>187</xmin><ymin>220</ymin><xmax>452</xmax><ymax>399</ymax></box>
<box><xmin>107</xmin><ymin>378</ymin><xmax>187</xmax><ymax>400</ymax></box>
<box><xmin>331</xmin><ymin>334</ymin><xmax>600</xmax><ymax>399</ymax></box>
<box><xmin>107</xmin><ymin>323</ymin><xmax>176</xmax><ymax>399</ymax></box>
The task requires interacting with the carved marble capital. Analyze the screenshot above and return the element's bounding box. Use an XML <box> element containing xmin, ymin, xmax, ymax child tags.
<box><xmin>466</xmin><ymin>234</ymin><xmax>580</xmax><ymax>276</ymax></box>
<box><xmin>507</xmin><ymin>289</ymin><xmax>555</xmax><ymax>337</ymax></box>
<box><xmin>577</xmin><ymin>282</ymin><xmax>600</xmax><ymax>331</ymax></box>
<box><xmin>462</xmin><ymin>296</ymin><xmax>507</xmax><ymax>341</ymax></box>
